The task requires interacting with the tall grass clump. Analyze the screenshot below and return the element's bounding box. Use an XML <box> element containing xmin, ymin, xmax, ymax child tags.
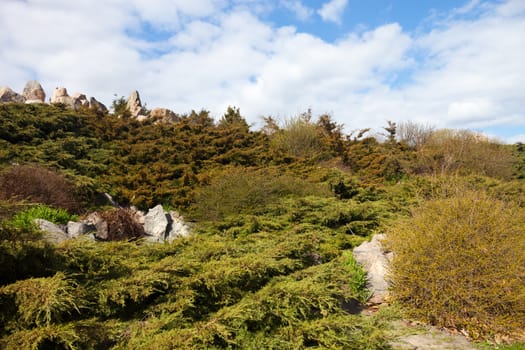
<box><xmin>10</xmin><ymin>205</ymin><xmax>77</xmax><ymax>231</ymax></box>
<box><xmin>385</xmin><ymin>190</ymin><xmax>525</xmax><ymax>341</ymax></box>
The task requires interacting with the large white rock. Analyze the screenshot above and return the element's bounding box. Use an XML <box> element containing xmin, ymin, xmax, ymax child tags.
<box><xmin>353</xmin><ymin>234</ymin><xmax>391</xmax><ymax>304</ymax></box>
<box><xmin>67</xmin><ymin>221</ymin><xmax>95</xmax><ymax>238</ymax></box>
<box><xmin>0</xmin><ymin>86</ymin><xmax>26</xmax><ymax>103</ymax></box>
<box><xmin>144</xmin><ymin>204</ymin><xmax>168</xmax><ymax>239</ymax></box>
<box><xmin>167</xmin><ymin>210</ymin><xmax>191</xmax><ymax>242</ymax></box>
<box><xmin>34</xmin><ymin>219</ymin><xmax>68</xmax><ymax>244</ymax></box>
<box><xmin>22</xmin><ymin>80</ymin><xmax>46</xmax><ymax>103</ymax></box>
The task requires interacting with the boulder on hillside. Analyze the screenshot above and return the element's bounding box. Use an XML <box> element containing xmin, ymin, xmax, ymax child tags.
<box><xmin>71</xmin><ymin>93</ymin><xmax>90</xmax><ymax>108</ymax></box>
<box><xmin>67</xmin><ymin>221</ymin><xmax>96</xmax><ymax>238</ymax></box>
<box><xmin>85</xmin><ymin>212</ymin><xmax>109</xmax><ymax>240</ymax></box>
<box><xmin>150</xmin><ymin>108</ymin><xmax>180</xmax><ymax>123</ymax></box>
<box><xmin>126</xmin><ymin>90</ymin><xmax>147</xmax><ymax>119</ymax></box>
<box><xmin>144</xmin><ymin>204</ymin><xmax>168</xmax><ymax>241</ymax></box>
<box><xmin>353</xmin><ymin>234</ymin><xmax>392</xmax><ymax>304</ymax></box>
<box><xmin>89</xmin><ymin>97</ymin><xmax>108</xmax><ymax>114</ymax></box>
<box><xmin>51</xmin><ymin>87</ymin><xmax>87</xmax><ymax>110</ymax></box>
<box><xmin>0</xmin><ymin>86</ymin><xmax>26</xmax><ymax>103</ymax></box>
<box><xmin>167</xmin><ymin>210</ymin><xmax>191</xmax><ymax>242</ymax></box>
<box><xmin>34</xmin><ymin>218</ymin><xmax>68</xmax><ymax>244</ymax></box>
<box><xmin>22</xmin><ymin>80</ymin><xmax>46</xmax><ymax>103</ymax></box>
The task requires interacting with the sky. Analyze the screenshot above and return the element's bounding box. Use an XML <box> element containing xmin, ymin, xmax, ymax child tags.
<box><xmin>1</xmin><ymin>0</ymin><xmax>524</xmax><ymax>143</ymax></box>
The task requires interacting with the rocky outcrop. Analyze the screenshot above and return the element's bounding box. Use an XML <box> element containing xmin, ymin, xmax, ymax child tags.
<box><xmin>51</xmin><ymin>88</ymin><xmax>92</xmax><ymax>111</ymax></box>
<box><xmin>144</xmin><ymin>204</ymin><xmax>169</xmax><ymax>240</ymax></box>
<box><xmin>0</xmin><ymin>86</ymin><xmax>26</xmax><ymax>103</ymax></box>
<box><xmin>1</xmin><ymin>81</ymin><xmax>109</xmax><ymax>114</ymax></box>
<box><xmin>1</xmin><ymin>82</ymin><xmax>182</xmax><ymax>123</ymax></box>
<box><xmin>167</xmin><ymin>210</ymin><xmax>190</xmax><ymax>241</ymax></box>
<box><xmin>89</xmin><ymin>97</ymin><xmax>108</xmax><ymax>114</ymax></box>
<box><xmin>126</xmin><ymin>90</ymin><xmax>147</xmax><ymax>119</ymax></box>
<box><xmin>67</xmin><ymin>221</ymin><xmax>95</xmax><ymax>238</ymax></box>
<box><xmin>353</xmin><ymin>234</ymin><xmax>392</xmax><ymax>304</ymax></box>
<box><xmin>85</xmin><ymin>212</ymin><xmax>109</xmax><ymax>240</ymax></box>
<box><xmin>22</xmin><ymin>80</ymin><xmax>46</xmax><ymax>103</ymax></box>
<box><xmin>150</xmin><ymin>108</ymin><xmax>180</xmax><ymax>123</ymax></box>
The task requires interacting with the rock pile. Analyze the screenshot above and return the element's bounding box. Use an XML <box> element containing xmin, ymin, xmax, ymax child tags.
<box><xmin>34</xmin><ymin>204</ymin><xmax>191</xmax><ymax>244</ymax></box>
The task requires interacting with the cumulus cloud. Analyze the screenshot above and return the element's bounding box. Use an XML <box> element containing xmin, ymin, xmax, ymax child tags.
<box><xmin>280</xmin><ymin>0</ymin><xmax>314</xmax><ymax>21</ymax></box>
<box><xmin>0</xmin><ymin>0</ymin><xmax>524</xmax><ymax>141</ymax></box>
<box><xmin>317</xmin><ymin>0</ymin><xmax>348</xmax><ymax>24</ymax></box>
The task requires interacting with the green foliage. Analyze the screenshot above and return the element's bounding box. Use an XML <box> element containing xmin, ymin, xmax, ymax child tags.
<box><xmin>385</xmin><ymin>190</ymin><xmax>525</xmax><ymax>341</ymax></box>
<box><xmin>10</xmin><ymin>205</ymin><xmax>77</xmax><ymax>231</ymax></box>
<box><xmin>0</xmin><ymin>272</ymin><xmax>80</xmax><ymax>329</ymax></box>
<box><xmin>190</xmin><ymin>167</ymin><xmax>331</xmax><ymax>221</ymax></box>
<box><xmin>270</xmin><ymin>111</ymin><xmax>328</xmax><ymax>160</ymax></box>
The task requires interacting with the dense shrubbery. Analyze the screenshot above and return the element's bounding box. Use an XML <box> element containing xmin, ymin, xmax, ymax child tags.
<box><xmin>1</xmin><ymin>102</ymin><xmax>524</xmax><ymax>347</ymax></box>
<box><xmin>385</xmin><ymin>190</ymin><xmax>525</xmax><ymax>340</ymax></box>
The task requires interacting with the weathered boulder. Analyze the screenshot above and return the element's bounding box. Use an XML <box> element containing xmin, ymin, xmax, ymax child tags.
<box><xmin>89</xmin><ymin>97</ymin><xmax>108</xmax><ymax>113</ymax></box>
<box><xmin>71</xmin><ymin>93</ymin><xmax>90</xmax><ymax>108</ymax></box>
<box><xmin>67</xmin><ymin>220</ymin><xmax>95</xmax><ymax>238</ymax></box>
<box><xmin>85</xmin><ymin>212</ymin><xmax>109</xmax><ymax>240</ymax></box>
<box><xmin>126</xmin><ymin>90</ymin><xmax>147</xmax><ymax>119</ymax></box>
<box><xmin>353</xmin><ymin>234</ymin><xmax>391</xmax><ymax>304</ymax></box>
<box><xmin>0</xmin><ymin>86</ymin><xmax>26</xmax><ymax>103</ymax></box>
<box><xmin>22</xmin><ymin>80</ymin><xmax>46</xmax><ymax>103</ymax></box>
<box><xmin>51</xmin><ymin>87</ymin><xmax>72</xmax><ymax>105</ymax></box>
<box><xmin>144</xmin><ymin>204</ymin><xmax>168</xmax><ymax>240</ymax></box>
<box><xmin>167</xmin><ymin>211</ymin><xmax>191</xmax><ymax>242</ymax></box>
<box><xmin>150</xmin><ymin>108</ymin><xmax>180</xmax><ymax>123</ymax></box>
<box><xmin>34</xmin><ymin>218</ymin><xmax>68</xmax><ymax>244</ymax></box>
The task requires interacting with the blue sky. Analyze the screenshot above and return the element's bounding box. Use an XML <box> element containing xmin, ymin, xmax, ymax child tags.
<box><xmin>1</xmin><ymin>0</ymin><xmax>524</xmax><ymax>142</ymax></box>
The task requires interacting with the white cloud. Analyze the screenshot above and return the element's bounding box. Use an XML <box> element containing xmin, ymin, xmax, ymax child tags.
<box><xmin>317</xmin><ymin>0</ymin><xmax>348</xmax><ymax>24</ymax></box>
<box><xmin>280</xmin><ymin>0</ymin><xmax>313</xmax><ymax>21</ymax></box>
<box><xmin>0</xmin><ymin>0</ymin><xmax>524</xmax><ymax>142</ymax></box>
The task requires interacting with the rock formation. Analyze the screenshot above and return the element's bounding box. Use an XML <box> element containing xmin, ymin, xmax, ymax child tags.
<box><xmin>126</xmin><ymin>90</ymin><xmax>147</xmax><ymax>119</ymax></box>
<box><xmin>150</xmin><ymin>108</ymin><xmax>180</xmax><ymax>123</ymax></box>
<box><xmin>22</xmin><ymin>80</ymin><xmax>46</xmax><ymax>103</ymax></box>
<box><xmin>34</xmin><ymin>204</ymin><xmax>191</xmax><ymax>244</ymax></box>
<box><xmin>0</xmin><ymin>86</ymin><xmax>26</xmax><ymax>103</ymax></box>
<box><xmin>0</xmin><ymin>81</ymin><xmax>180</xmax><ymax>124</ymax></box>
<box><xmin>89</xmin><ymin>97</ymin><xmax>108</xmax><ymax>114</ymax></box>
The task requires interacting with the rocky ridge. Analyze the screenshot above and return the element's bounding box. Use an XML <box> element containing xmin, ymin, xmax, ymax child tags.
<box><xmin>0</xmin><ymin>80</ymin><xmax>177</xmax><ymax>122</ymax></box>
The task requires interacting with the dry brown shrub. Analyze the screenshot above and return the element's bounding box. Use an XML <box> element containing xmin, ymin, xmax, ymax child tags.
<box><xmin>0</xmin><ymin>165</ymin><xmax>80</xmax><ymax>212</ymax></box>
<box><xmin>100</xmin><ymin>208</ymin><xmax>145</xmax><ymax>241</ymax></box>
<box><xmin>385</xmin><ymin>190</ymin><xmax>525</xmax><ymax>341</ymax></box>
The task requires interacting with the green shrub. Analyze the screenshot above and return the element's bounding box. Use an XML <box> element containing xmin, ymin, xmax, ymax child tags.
<box><xmin>385</xmin><ymin>191</ymin><xmax>525</xmax><ymax>341</ymax></box>
<box><xmin>270</xmin><ymin>113</ymin><xmax>327</xmax><ymax>159</ymax></box>
<box><xmin>0</xmin><ymin>272</ymin><xmax>81</xmax><ymax>329</ymax></box>
<box><xmin>190</xmin><ymin>167</ymin><xmax>330</xmax><ymax>221</ymax></box>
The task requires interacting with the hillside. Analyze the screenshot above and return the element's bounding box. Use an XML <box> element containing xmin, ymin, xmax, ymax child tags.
<box><xmin>0</xmin><ymin>102</ymin><xmax>524</xmax><ymax>349</ymax></box>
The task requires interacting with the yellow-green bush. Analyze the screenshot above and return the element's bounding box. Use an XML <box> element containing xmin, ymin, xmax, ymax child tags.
<box><xmin>385</xmin><ymin>190</ymin><xmax>525</xmax><ymax>340</ymax></box>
